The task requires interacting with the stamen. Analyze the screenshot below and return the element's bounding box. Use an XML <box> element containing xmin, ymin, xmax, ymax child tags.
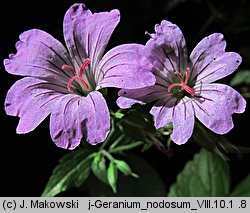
<box><xmin>168</xmin><ymin>67</ymin><xmax>195</xmax><ymax>96</ymax></box>
<box><xmin>174</xmin><ymin>72</ymin><xmax>184</xmax><ymax>83</ymax></box>
<box><xmin>182</xmin><ymin>85</ymin><xmax>195</xmax><ymax>96</ymax></box>
<box><xmin>79</xmin><ymin>76</ymin><xmax>90</xmax><ymax>91</ymax></box>
<box><xmin>167</xmin><ymin>83</ymin><xmax>182</xmax><ymax>93</ymax></box>
<box><xmin>62</xmin><ymin>58</ymin><xmax>91</xmax><ymax>92</ymax></box>
<box><xmin>67</xmin><ymin>76</ymin><xmax>79</xmax><ymax>92</ymax></box>
<box><xmin>184</xmin><ymin>67</ymin><xmax>191</xmax><ymax>84</ymax></box>
<box><xmin>79</xmin><ymin>58</ymin><xmax>90</xmax><ymax>76</ymax></box>
<box><xmin>62</xmin><ymin>65</ymin><xmax>76</xmax><ymax>74</ymax></box>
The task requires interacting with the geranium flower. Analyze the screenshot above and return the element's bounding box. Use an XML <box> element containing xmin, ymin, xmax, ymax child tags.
<box><xmin>117</xmin><ymin>20</ymin><xmax>246</xmax><ymax>144</ymax></box>
<box><xmin>4</xmin><ymin>3</ymin><xmax>155</xmax><ymax>149</ymax></box>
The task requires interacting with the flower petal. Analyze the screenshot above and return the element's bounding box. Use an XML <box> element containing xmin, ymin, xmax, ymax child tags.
<box><xmin>50</xmin><ymin>91</ymin><xmax>110</xmax><ymax>149</ymax></box>
<box><xmin>145</xmin><ymin>20</ymin><xmax>188</xmax><ymax>78</ymax></box>
<box><xmin>189</xmin><ymin>33</ymin><xmax>242</xmax><ymax>83</ymax></box>
<box><xmin>150</xmin><ymin>97</ymin><xmax>195</xmax><ymax>144</ymax></box>
<box><xmin>5</xmin><ymin>77</ymin><xmax>61</xmax><ymax>134</ymax></box>
<box><xmin>4</xmin><ymin>29</ymin><xmax>72</xmax><ymax>82</ymax></box>
<box><xmin>63</xmin><ymin>3</ymin><xmax>120</xmax><ymax>81</ymax></box>
<box><xmin>193</xmin><ymin>83</ymin><xmax>246</xmax><ymax>134</ymax></box>
<box><xmin>150</xmin><ymin>96</ymin><xmax>177</xmax><ymax>129</ymax></box>
<box><xmin>97</xmin><ymin>44</ymin><xmax>156</xmax><ymax>89</ymax></box>
<box><xmin>116</xmin><ymin>96</ymin><xmax>145</xmax><ymax>109</ymax></box>
<box><xmin>117</xmin><ymin>72</ymin><xmax>170</xmax><ymax>109</ymax></box>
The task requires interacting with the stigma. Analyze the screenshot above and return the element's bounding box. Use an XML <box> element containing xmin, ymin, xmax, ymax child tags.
<box><xmin>62</xmin><ymin>59</ymin><xmax>90</xmax><ymax>92</ymax></box>
<box><xmin>168</xmin><ymin>67</ymin><xmax>195</xmax><ymax>96</ymax></box>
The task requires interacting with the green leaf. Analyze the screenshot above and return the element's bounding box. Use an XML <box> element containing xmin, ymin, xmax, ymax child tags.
<box><xmin>230</xmin><ymin>70</ymin><xmax>250</xmax><ymax>86</ymax></box>
<box><xmin>107</xmin><ymin>161</ymin><xmax>118</xmax><ymax>193</ymax></box>
<box><xmin>168</xmin><ymin>148</ymin><xmax>230</xmax><ymax>196</ymax></box>
<box><xmin>114</xmin><ymin>159</ymin><xmax>139</xmax><ymax>178</ymax></box>
<box><xmin>231</xmin><ymin>174</ymin><xmax>250</xmax><ymax>196</ymax></box>
<box><xmin>91</xmin><ymin>153</ymin><xmax>108</xmax><ymax>184</ymax></box>
<box><xmin>42</xmin><ymin>149</ymin><xmax>93</xmax><ymax>197</ymax></box>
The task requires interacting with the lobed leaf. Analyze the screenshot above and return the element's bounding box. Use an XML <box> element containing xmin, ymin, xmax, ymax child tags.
<box><xmin>42</xmin><ymin>149</ymin><xmax>93</xmax><ymax>197</ymax></box>
<box><xmin>230</xmin><ymin>174</ymin><xmax>250</xmax><ymax>196</ymax></box>
<box><xmin>168</xmin><ymin>148</ymin><xmax>230</xmax><ymax>196</ymax></box>
<box><xmin>230</xmin><ymin>70</ymin><xmax>250</xmax><ymax>86</ymax></box>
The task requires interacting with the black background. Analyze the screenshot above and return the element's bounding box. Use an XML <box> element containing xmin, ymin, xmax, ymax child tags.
<box><xmin>0</xmin><ymin>0</ymin><xmax>250</xmax><ymax>196</ymax></box>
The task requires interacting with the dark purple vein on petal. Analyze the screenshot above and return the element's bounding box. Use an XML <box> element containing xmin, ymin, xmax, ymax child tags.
<box><xmin>63</xmin><ymin>96</ymin><xmax>79</xmax><ymax>114</ymax></box>
<box><xmin>196</xmin><ymin>67</ymin><xmax>222</xmax><ymax>83</ymax></box>
<box><xmin>172</xmin><ymin>99</ymin><xmax>178</xmax><ymax>117</ymax></box>
<box><xmin>25</xmin><ymin>64</ymin><xmax>70</xmax><ymax>80</ymax></box>
<box><xmin>182</xmin><ymin>99</ymin><xmax>187</xmax><ymax>120</ymax></box>
<box><xmin>191</xmin><ymin>60</ymin><xmax>211</xmax><ymax>82</ymax></box>
<box><xmin>39</xmin><ymin>94</ymin><xmax>62</xmax><ymax>109</ymax></box>
<box><xmin>89</xmin><ymin>93</ymin><xmax>96</xmax><ymax>109</ymax></box>
<box><xmin>175</xmin><ymin>41</ymin><xmax>181</xmax><ymax>73</ymax></box>
<box><xmin>40</xmin><ymin>41</ymin><xmax>73</xmax><ymax>67</ymax></box>
<box><xmin>162</xmin><ymin>47</ymin><xmax>176</xmax><ymax>78</ymax></box>
<box><xmin>92</xmin><ymin>26</ymin><xmax>105</xmax><ymax>70</ymax></box>
<box><xmin>192</xmin><ymin>100</ymin><xmax>210</xmax><ymax>117</ymax></box>
<box><xmin>97</xmin><ymin>51</ymin><xmax>132</xmax><ymax>82</ymax></box>
<box><xmin>190</xmin><ymin>50</ymin><xmax>206</xmax><ymax>74</ymax></box>
<box><xmin>154</xmin><ymin>68</ymin><xmax>172</xmax><ymax>85</ymax></box>
<box><xmin>102</xmin><ymin>63</ymin><xmax>131</xmax><ymax>78</ymax></box>
<box><xmin>72</xmin><ymin>30</ymin><xmax>84</xmax><ymax>66</ymax></box>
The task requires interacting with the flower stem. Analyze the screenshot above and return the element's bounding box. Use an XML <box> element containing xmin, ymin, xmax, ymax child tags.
<box><xmin>101</xmin><ymin>149</ymin><xmax>114</xmax><ymax>161</ymax></box>
<box><xmin>110</xmin><ymin>141</ymin><xmax>144</xmax><ymax>154</ymax></box>
<box><xmin>109</xmin><ymin>135</ymin><xmax>125</xmax><ymax>151</ymax></box>
<box><xmin>99</xmin><ymin>119</ymin><xmax>115</xmax><ymax>150</ymax></box>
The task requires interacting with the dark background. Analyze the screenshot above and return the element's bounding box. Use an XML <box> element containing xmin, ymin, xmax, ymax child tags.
<box><xmin>0</xmin><ymin>0</ymin><xmax>250</xmax><ymax>196</ymax></box>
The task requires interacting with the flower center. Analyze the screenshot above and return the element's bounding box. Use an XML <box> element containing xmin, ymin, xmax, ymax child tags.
<box><xmin>167</xmin><ymin>67</ymin><xmax>195</xmax><ymax>96</ymax></box>
<box><xmin>62</xmin><ymin>59</ymin><xmax>90</xmax><ymax>93</ymax></box>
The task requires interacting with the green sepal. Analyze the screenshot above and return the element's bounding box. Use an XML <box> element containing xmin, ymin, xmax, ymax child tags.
<box><xmin>91</xmin><ymin>152</ymin><xmax>108</xmax><ymax>184</ymax></box>
<box><xmin>114</xmin><ymin>159</ymin><xmax>139</xmax><ymax>178</ymax></box>
<box><xmin>107</xmin><ymin>161</ymin><xmax>118</xmax><ymax>193</ymax></box>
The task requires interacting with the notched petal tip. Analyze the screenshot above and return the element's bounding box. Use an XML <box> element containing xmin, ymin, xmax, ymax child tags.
<box><xmin>72</xmin><ymin>3</ymin><xmax>87</xmax><ymax>10</ymax></box>
<box><xmin>70</xmin><ymin>3</ymin><xmax>88</xmax><ymax>12</ymax></box>
<box><xmin>65</xmin><ymin>3</ymin><xmax>92</xmax><ymax>22</ymax></box>
<box><xmin>110</xmin><ymin>9</ymin><xmax>120</xmax><ymax>18</ymax></box>
<box><xmin>4</xmin><ymin>58</ymin><xmax>15</xmax><ymax>74</ymax></box>
<box><xmin>208</xmin><ymin>32</ymin><xmax>224</xmax><ymax>41</ymax></box>
<box><xmin>232</xmin><ymin>88</ymin><xmax>247</xmax><ymax>114</ymax></box>
<box><xmin>235</xmin><ymin>53</ymin><xmax>242</xmax><ymax>65</ymax></box>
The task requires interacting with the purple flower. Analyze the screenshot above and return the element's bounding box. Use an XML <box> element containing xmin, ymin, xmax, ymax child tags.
<box><xmin>117</xmin><ymin>20</ymin><xmax>246</xmax><ymax>145</ymax></box>
<box><xmin>4</xmin><ymin>4</ymin><xmax>155</xmax><ymax>149</ymax></box>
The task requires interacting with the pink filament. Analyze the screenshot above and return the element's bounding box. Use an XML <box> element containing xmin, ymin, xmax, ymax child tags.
<box><xmin>168</xmin><ymin>67</ymin><xmax>195</xmax><ymax>96</ymax></box>
<box><xmin>62</xmin><ymin>59</ymin><xmax>90</xmax><ymax>92</ymax></box>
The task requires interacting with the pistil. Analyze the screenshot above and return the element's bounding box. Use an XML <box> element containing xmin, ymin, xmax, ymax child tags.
<box><xmin>168</xmin><ymin>67</ymin><xmax>195</xmax><ymax>96</ymax></box>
